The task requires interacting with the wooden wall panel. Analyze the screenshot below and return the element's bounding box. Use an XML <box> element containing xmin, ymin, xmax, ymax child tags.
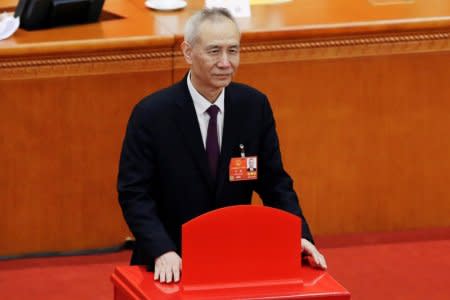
<box><xmin>2</xmin><ymin>0</ymin><xmax>450</xmax><ymax>256</ymax></box>
<box><xmin>0</xmin><ymin>71</ymin><xmax>172</xmax><ymax>255</ymax></box>
<box><xmin>230</xmin><ymin>50</ymin><xmax>450</xmax><ymax>235</ymax></box>
<box><xmin>0</xmin><ymin>0</ymin><xmax>175</xmax><ymax>256</ymax></box>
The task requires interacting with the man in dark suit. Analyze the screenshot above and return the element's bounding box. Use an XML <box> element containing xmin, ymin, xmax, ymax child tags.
<box><xmin>117</xmin><ymin>8</ymin><xmax>326</xmax><ymax>284</ymax></box>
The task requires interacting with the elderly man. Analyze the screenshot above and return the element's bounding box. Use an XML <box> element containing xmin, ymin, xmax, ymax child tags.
<box><xmin>117</xmin><ymin>8</ymin><xmax>326</xmax><ymax>284</ymax></box>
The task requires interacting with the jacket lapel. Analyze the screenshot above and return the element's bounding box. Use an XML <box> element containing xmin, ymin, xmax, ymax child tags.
<box><xmin>173</xmin><ymin>80</ymin><xmax>215</xmax><ymax>190</ymax></box>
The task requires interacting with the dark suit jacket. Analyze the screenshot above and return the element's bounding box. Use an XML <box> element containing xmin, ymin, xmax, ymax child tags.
<box><xmin>117</xmin><ymin>76</ymin><xmax>314</xmax><ymax>268</ymax></box>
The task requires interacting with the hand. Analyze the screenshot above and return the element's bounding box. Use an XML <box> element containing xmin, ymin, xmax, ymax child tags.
<box><xmin>301</xmin><ymin>238</ymin><xmax>327</xmax><ymax>270</ymax></box>
<box><xmin>154</xmin><ymin>251</ymin><xmax>182</xmax><ymax>283</ymax></box>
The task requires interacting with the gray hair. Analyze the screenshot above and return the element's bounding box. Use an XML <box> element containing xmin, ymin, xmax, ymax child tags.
<box><xmin>184</xmin><ymin>8</ymin><xmax>240</xmax><ymax>45</ymax></box>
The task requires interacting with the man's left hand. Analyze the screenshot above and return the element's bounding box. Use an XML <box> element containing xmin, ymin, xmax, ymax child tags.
<box><xmin>301</xmin><ymin>238</ymin><xmax>327</xmax><ymax>270</ymax></box>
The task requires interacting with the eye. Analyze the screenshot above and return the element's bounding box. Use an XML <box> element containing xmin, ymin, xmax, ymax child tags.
<box><xmin>228</xmin><ymin>47</ymin><xmax>239</xmax><ymax>54</ymax></box>
<box><xmin>207</xmin><ymin>48</ymin><xmax>220</xmax><ymax>55</ymax></box>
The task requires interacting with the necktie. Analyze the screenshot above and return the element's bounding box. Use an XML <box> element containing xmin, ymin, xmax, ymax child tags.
<box><xmin>206</xmin><ymin>105</ymin><xmax>220</xmax><ymax>179</ymax></box>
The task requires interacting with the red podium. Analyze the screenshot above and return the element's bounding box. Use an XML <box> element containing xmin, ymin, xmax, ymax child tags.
<box><xmin>111</xmin><ymin>205</ymin><xmax>350</xmax><ymax>299</ymax></box>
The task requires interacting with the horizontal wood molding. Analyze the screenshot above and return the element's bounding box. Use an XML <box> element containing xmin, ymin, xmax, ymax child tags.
<box><xmin>0</xmin><ymin>49</ymin><xmax>173</xmax><ymax>79</ymax></box>
<box><xmin>4</xmin><ymin>29</ymin><xmax>447</xmax><ymax>80</ymax></box>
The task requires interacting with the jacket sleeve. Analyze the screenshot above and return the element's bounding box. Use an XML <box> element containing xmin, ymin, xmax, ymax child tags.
<box><xmin>117</xmin><ymin>103</ymin><xmax>176</xmax><ymax>262</ymax></box>
<box><xmin>254</xmin><ymin>96</ymin><xmax>315</xmax><ymax>244</ymax></box>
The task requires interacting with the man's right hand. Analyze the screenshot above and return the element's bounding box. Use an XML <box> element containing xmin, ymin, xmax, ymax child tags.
<box><xmin>154</xmin><ymin>251</ymin><xmax>182</xmax><ymax>283</ymax></box>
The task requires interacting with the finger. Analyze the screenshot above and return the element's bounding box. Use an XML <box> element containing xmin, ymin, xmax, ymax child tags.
<box><xmin>159</xmin><ymin>268</ymin><xmax>166</xmax><ymax>283</ymax></box>
<box><xmin>311</xmin><ymin>253</ymin><xmax>326</xmax><ymax>269</ymax></box>
<box><xmin>310</xmin><ymin>250</ymin><xmax>320</xmax><ymax>267</ymax></box>
<box><xmin>318</xmin><ymin>254</ymin><xmax>328</xmax><ymax>269</ymax></box>
<box><xmin>173</xmin><ymin>266</ymin><xmax>180</xmax><ymax>282</ymax></box>
<box><xmin>166</xmin><ymin>268</ymin><xmax>173</xmax><ymax>283</ymax></box>
<box><xmin>154</xmin><ymin>265</ymin><xmax>160</xmax><ymax>281</ymax></box>
<box><xmin>302</xmin><ymin>240</ymin><xmax>327</xmax><ymax>269</ymax></box>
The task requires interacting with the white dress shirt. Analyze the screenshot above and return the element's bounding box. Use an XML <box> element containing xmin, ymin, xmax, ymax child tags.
<box><xmin>187</xmin><ymin>72</ymin><xmax>225</xmax><ymax>150</ymax></box>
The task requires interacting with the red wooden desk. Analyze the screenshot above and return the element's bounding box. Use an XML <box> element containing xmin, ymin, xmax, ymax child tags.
<box><xmin>111</xmin><ymin>265</ymin><xmax>350</xmax><ymax>300</ymax></box>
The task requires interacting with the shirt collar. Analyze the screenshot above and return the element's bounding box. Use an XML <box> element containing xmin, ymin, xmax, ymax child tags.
<box><xmin>187</xmin><ymin>71</ymin><xmax>225</xmax><ymax>115</ymax></box>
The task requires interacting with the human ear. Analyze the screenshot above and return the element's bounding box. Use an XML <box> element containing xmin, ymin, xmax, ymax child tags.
<box><xmin>181</xmin><ymin>41</ymin><xmax>193</xmax><ymax>65</ymax></box>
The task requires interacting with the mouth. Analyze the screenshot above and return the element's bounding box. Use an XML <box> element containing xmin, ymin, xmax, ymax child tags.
<box><xmin>213</xmin><ymin>74</ymin><xmax>232</xmax><ymax>78</ymax></box>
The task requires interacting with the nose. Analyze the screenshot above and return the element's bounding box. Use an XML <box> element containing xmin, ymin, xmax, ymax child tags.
<box><xmin>217</xmin><ymin>52</ymin><xmax>231</xmax><ymax>68</ymax></box>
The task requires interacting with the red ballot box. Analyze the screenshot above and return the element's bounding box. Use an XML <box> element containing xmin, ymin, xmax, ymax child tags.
<box><xmin>111</xmin><ymin>205</ymin><xmax>350</xmax><ymax>299</ymax></box>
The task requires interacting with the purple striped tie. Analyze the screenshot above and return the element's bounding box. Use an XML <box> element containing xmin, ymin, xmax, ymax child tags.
<box><xmin>206</xmin><ymin>105</ymin><xmax>220</xmax><ymax>179</ymax></box>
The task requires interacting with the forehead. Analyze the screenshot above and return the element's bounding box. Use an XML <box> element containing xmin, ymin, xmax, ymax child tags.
<box><xmin>196</xmin><ymin>18</ymin><xmax>240</xmax><ymax>47</ymax></box>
